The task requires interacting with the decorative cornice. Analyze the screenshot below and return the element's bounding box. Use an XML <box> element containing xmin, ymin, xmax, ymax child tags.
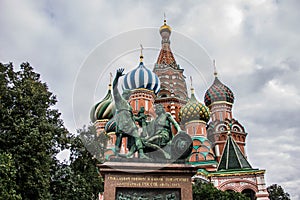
<box><xmin>208</xmin><ymin>169</ymin><xmax>266</xmax><ymax>177</ymax></box>
<box><xmin>185</xmin><ymin>120</ymin><xmax>207</xmax><ymax>125</ymax></box>
<box><xmin>209</xmin><ymin>101</ymin><xmax>233</xmax><ymax>107</ymax></box>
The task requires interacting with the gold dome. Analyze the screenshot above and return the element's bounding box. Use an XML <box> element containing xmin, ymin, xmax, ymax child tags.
<box><xmin>179</xmin><ymin>88</ymin><xmax>210</xmax><ymax>124</ymax></box>
<box><xmin>159</xmin><ymin>19</ymin><xmax>172</xmax><ymax>33</ymax></box>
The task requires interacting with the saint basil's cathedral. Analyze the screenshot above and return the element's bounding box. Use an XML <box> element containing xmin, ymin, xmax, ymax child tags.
<box><xmin>90</xmin><ymin>19</ymin><xmax>269</xmax><ymax>200</ymax></box>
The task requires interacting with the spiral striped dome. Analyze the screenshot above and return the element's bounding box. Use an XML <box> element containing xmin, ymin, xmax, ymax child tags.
<box><xmin>179</xmin><ymin>88</ymin><xmax>210</xmax><ymax>124</ymax></box>
<box><xmin>204</xmin><ymin>77</ymin><xmax>234</xmax><ymax>107</ymax></box>
<box><xmin>122</xmin><ymin>62</ymin><xmax>160</xmax><ymax>94</ymax></box>
<box><xmin>90</xmin><ymin>85</ymin><xmax>115</xmax><ymax>122</ymax></box>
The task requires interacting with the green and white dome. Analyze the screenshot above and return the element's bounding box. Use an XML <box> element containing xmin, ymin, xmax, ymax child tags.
<box><xmin>90</xmin><ymin>84</ymin><xmax>115</xmax><ymax>122</ymax></box>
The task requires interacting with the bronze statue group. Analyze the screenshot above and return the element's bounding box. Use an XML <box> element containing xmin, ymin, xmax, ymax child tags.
<box><xmin>112</xmin><ymin>68</ymin><xmax>191</xmax><ymax>160</ymax></box>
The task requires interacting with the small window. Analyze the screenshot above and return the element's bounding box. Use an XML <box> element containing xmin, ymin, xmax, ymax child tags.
<box><xmin>135</xmin><ymin>99</ymin><xmax>138</xmax><ymax>111</ymax></box>
<box><xmin>145</xmin><ymin>100</ymin><xmax>148</xmax><ymax>111</ymax></box>
<box><xmin>219</xmin><ymin>112</ymin><xmax>223</xmax><ymax>121</ymax></box>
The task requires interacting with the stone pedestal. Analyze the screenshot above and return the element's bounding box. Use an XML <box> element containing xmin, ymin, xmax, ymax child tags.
<box><xmin>98</xmin><ymin>161</ymin><xmax>196</xmax><ymax>200</ymax></box>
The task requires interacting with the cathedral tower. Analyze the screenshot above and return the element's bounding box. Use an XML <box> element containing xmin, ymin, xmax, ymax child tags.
<box><xmin>205</xmin><ymin>64</ymin><xmax>247</xmax><ymax>161</ymax></box>
<box><xmin>153</xmin><ymin>19</ymin><xmax>188</xmax><ymax>122</ymax></box>
<box><xmin>179</xmin><ymin>85</ymin><xmax>216</xmax><ymax>168</ymax></box>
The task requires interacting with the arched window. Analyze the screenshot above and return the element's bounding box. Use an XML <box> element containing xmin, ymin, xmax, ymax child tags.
<box><xmin>242</xmin><ymin>189</ymin><xmax>256</xmax><ymax>200</ymax></box>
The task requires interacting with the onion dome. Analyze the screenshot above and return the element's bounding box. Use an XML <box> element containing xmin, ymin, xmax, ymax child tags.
<box><xmin>179</xmin><ymin>88</ymin><xmax>210</xmax><ymax>124</ymax></box>
<box><xmin>90</xmin><ymin>84</ymin><xmax>115</xmax><ymax>123</ymax></box>
<box><xmin>159</xmin><ymin>18</ymin><xmax>172</xmax><ymax>47</ymax></box>
<box><xmin>204</xmin><ymin>76</ymin><xmax>234</xmax><ymax>107</ymax></box>
<box><xmin>159</xmin><ymin>19</ymin><xmax>172</xmax><ymax>34</ymax></box>
<box><xmin>204</xmin><ymin>61</ymin><xmax>234</xmax><ymax>107</ymax></box>
<box><xmin>123</xmin><ymin>52</ymin><xmax>160</xmax><ymax>94</ymax></box>
<box><xmin>104</xmin><ymin>118</ymin><xmax>116</xmax><ymax>133</ymax></box>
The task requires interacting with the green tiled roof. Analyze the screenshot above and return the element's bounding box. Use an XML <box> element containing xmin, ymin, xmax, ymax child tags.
<box><xmin>218</xmin><ymin>134</ymin><xmax>252</xmax><ymax>170</ymax></box>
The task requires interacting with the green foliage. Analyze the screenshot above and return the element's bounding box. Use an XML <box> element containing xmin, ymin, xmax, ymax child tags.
<box><xmin>0</xmin><ymin>153</ymin><xmax>22</xmax><ymax>200</ymax></box>
<box><xmin>71</xmin><ymin>125</ymin><xmax>105</xmax><ymax>194</ymax></box>
<box><xmin>0</xmin><ymin>62</ymin><xmax>69</xmax><ymax>199</ymax></box>
<box><xmin>192</xmin><ymin>179</ymin><xmax>249</xmax><ymax>200</ymax></box>
<box><xmin>0</xmin><ymin>62</ymin><xmax>104</xmax><ymax>199</ymax></box>
<box><xmin>50</xmin><ymin>162</ymin><xmax>103</xmax><ymax>200</ymax></box>
<box><xmin>267</xmin><ymin>184</ymin><xmax>290</xmax><ymax>200</ymax></box>
<box><xmin>51</xmin><ymin>125</ymin><xmax>104</xmax><ymax>200</ymax></box>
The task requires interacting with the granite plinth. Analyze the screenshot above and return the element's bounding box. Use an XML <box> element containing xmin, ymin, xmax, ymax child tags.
<box><xmin>98</xmin><ymin>161</ymin><xmax>196</xmax><ymax>200</ymax></box>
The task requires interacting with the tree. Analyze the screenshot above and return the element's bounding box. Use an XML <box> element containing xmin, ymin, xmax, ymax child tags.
<box><xmin>267</xmin><ymin>184</ymin><xmax>290</xmax><ymax>200</ymax></box>
<box><xmin>0</xmin><ymin>62</ymin><xmax>69</xmax><ymax>199</ymax></box>
<box><xmin>193</xmin><ymin>179</ymin><xmax>249</xmax><ymax>200</ymax></box>
<box><xmin>0</xmin><ymin>153</ymin><xmax>21</xmax><ymax>200</ymax></box>
<box><xmin>51</xmin><ymin>125</ymin><xmax>105</xmax><ymax>200</ymax></box>
<box><xmin>69</xmin><ymin>125</ymin><xmax>105</xmax><ymax>198</ymax></box>
<box><xmin>1</xmin><ymin>62</ymin><xmax>106</xmax><ymax>199</ymax></box>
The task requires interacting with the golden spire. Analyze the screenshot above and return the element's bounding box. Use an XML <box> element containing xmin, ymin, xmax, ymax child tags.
<box><xmin>140</xmin><ymin>44</ymin><xmax>144</xmax><ymax>62</ymax></box>
<box><xmin>213</xmin><ymin>59</ymin><xmax>218</xmax><ymax>77</ymax></box>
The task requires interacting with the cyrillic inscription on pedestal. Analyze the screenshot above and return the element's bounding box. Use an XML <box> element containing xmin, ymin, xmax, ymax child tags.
<box><xmin>108</xmin><ymin>175</ymin><xmax>189</xmax><ymax>188</ymax></box>
<box><xmin>116</xmin><ymin>188</ymin><xmax>180</xmax><ymax>200</ymax></box>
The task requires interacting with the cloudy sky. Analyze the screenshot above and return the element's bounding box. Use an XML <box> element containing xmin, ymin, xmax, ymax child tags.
<box><xmin>1</xmin><ymin>0</ymin><xmax>299</xmax><ymax>198</ymax></box>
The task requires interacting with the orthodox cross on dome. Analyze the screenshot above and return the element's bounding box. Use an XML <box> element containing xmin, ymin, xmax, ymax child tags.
<box><xmin>213</xmin><ymin>59</ymin><xmax>218</xmax><ymax>77</ymax></box>
<box><xmin>109</xmin><ymin>72</ymin><xmax>113</xmax><ymax>83</ymax></box>
<box><xmin>108</xmin><ymin>72</ymin><xmax>113</xmax><ymax>90</ymax></box>
<box><xmin>190</xmin><ymin>76</ymin><xmax>195</xmax><ymax>94</ymax></box>
<box><xmin>164</xmin><ymin>12</ymin><xmax>166</xmax><ymax>23</ymax></box>
<box><xmin>140</xmin><ymin>44</ymin><xmax>144</xmax><ymax>62</ymax></box>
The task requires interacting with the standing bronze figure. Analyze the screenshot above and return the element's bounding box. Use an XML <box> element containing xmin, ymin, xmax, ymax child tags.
<box><xmin>113</xmin><ymin>68</ymin><xmax>148</xmax><ymax>159</ymax></box>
